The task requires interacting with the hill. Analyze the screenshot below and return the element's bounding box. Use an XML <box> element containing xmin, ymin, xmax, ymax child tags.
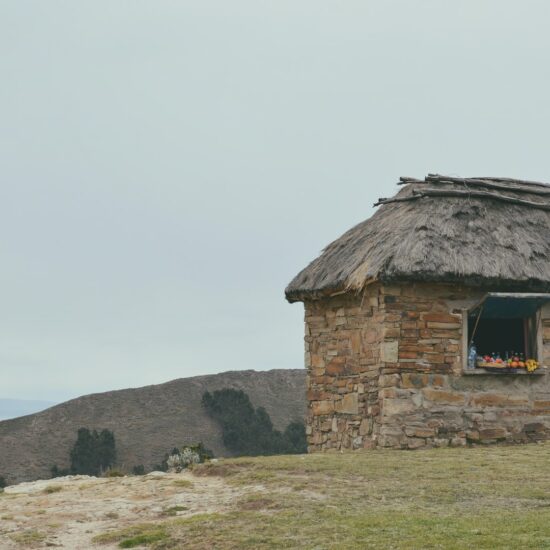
<box><xmin>0</xmin><ymin>399</ymin><xmax>56</xmax><ymax>421</ymax></box>
<box><xmin>0</xmin><ymin>369</ymin><xmax>306</xmax><ymax>484</ymax></box>
<box><xmin>2</xmin><ymin>445</ymin><xmax>550</xmax><ymax>548</ymax></box>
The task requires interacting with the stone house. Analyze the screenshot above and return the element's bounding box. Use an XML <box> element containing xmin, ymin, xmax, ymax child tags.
<box><xmin>285</xmin><ymin>174</ymin><xmax>550</xmax><ymax>450</ymax></box>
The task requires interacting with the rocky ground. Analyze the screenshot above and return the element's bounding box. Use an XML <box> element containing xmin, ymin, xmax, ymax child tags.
<box><xmin>0</xmin><ymin>467</ymin><xmax>258</xmax><ymax>549</ymax></box>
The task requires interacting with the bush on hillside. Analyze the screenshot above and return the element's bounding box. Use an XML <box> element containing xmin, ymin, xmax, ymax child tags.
<box><xmin>69</xmin><ymin>428</ymin><xmax>116</xmax><ymax>476</ymax></box>
<box><xmin>0</xmin><ymin>475</ymin><xmax>6</xmax><ymax>489</ymax></box>
<box><xmin>202</xmin><ymin>388</ymin><xmax>307</xmax><ymax>456</ymax></box>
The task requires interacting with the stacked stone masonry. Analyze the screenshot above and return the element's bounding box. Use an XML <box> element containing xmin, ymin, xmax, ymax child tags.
<box><xmin>304</xmin><ymin>282</ymin><xmax>550</xmax><ymax>451</ymax></box>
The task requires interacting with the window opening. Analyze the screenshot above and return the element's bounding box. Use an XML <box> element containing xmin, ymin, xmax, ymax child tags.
<box><xmin>468</xmin><ymin>316</ymin><xmax>527</xmax><ymax>358</ymax></box>
<box><xmin>465</xmin><ymin>293</ymin><xmax>550</xmax><ymax>371</ymax></box>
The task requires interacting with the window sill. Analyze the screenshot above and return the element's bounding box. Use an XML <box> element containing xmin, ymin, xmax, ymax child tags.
<box><xmin>462</xmin><ymin>367</ymin><xmax>547</xmax><ymax>376</ymax></box>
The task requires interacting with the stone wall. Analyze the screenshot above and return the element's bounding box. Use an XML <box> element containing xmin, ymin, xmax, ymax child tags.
<box><xmin>304</xmin><ymin>284</ymin><xmax>383</xmax><ymax>451</ymax></box>
<box><xmin>378</xmin><ymin>283</ymin><xmax>550</xmax><ymax>448</ymax></box>
<box><xmin>304</xmin><ymin>281</ymin><xmax>550</xmax><ymax>451</ymax></box>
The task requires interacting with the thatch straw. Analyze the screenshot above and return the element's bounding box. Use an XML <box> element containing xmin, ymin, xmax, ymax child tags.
<box><xmin>285</xmin><ymin>175</ymin><xmax>550</xmax><ymax>303</ymax></box>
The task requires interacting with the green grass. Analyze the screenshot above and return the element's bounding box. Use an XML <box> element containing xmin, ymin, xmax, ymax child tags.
<box><xmin>93</xmin><ymin>523</ymin><xmax>168</xmax><ymax>548</ymax></box>
<box><xmin>119</xmin><ymin>533</ymin><xmax>167</xmax><ymax>548</ymax></box>
<box><xmin>9</xmin><ymin>529</ymin><xmax>46</xmax><ymax>545</ymax></box>
<box><xmin>161</xmin><ymin>505</ymin><xmax>188</xmax><ymax>516</ymax></box>
<box><xmin>94</xmin><ymin>444</ymin><xmax>550</xmax><ymax>549</ymax></box>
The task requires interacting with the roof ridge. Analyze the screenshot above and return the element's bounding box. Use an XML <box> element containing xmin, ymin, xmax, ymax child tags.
<box><xmin>427</xmin><ymin>173</ymin><xmax>550</xmax><ymax>189</ymax></box>
<box><xmin>393</xmin><ymin>174</ymin><xmax>550</xmax><ymax>200</ymax></box>
<box><xmin>375</xmin><ymin>187</ymin><xmax>550</xmax><ymax>210</ymax></box>
<box><xmin>474</xmin><ymin>176</ymin><xmax>550</xmax><ymax>188</ymax></box>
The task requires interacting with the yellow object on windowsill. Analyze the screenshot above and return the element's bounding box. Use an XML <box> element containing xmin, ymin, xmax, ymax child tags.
<box><xmin>525</xmin><ymin>359</ymin><xmax>539</xmax><ymax>372</ymax></box>
<box><xmin>475</xmin><ymin>359</ymin><xmax>540</xmax><ymax>372</ymax></box>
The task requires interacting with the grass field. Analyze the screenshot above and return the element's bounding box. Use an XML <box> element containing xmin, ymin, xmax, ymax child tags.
<box><xmin>93</xmin><ymin>443</ymin><xmax>550</xmax><ymax>549</ymax></box>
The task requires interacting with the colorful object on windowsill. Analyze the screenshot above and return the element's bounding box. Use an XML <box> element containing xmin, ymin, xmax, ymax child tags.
<box><xmin>505</xmin><ymin>353</ymin><xmax>526</xmax><ymax>368</ymax></box>
<box><xmin>475</xmin><ymin>355</ymin><xmax>539</xmax><ymax>372</ymax></box>
<box><xmin>525</xmin><ymin>359</ymin><xmax>539</xmax><ymax>372</ymax></box>
<box><xmin>476</xmin><ymin>353</ymin><xmax>505</xmax><ymax>368</ymax></box>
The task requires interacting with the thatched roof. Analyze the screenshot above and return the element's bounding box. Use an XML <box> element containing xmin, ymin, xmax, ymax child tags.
<box><xmin>286</xmin><ymin>174</ymin><xmax>550</xmax><ymax>303</ymax></box>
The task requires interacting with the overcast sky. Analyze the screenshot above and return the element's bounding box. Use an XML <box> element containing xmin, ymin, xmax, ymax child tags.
<box><xmin>2</xmin><ymin>1</ymin><xmax>550</xmax><ymax>402</ymax></box>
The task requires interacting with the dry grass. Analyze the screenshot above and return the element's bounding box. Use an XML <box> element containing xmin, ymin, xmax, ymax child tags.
<box><xmin>160</xmin><ymin>505</ymin><xmax>189</xmax><ymax>517</ymax></box>
<box><xmin>104</xmin><ymin>469</ymin><xmax>125</xmax><ymax>478</ymax></box>
<box><xmin>190</xmin><ymin>462</ymin><xmax>246</xmax><ymax>478</ymax></box>
<box><xmin>237</xmin><ymin>494</ymin><xmax>277</xmax><ymax>511</ymax></box>
<box><xmin>89</xmin><ymin>444</ymin><xmax>550</xmax><ymax>549</ymax></box>
<box><xmin>41</xmin><ymin>485</ymin><xmax>62</xmax><ymax>495</ymax></box>
<box><xmin>172</xmin><ymin>479</ymin><xmax>193</xmax><ymax>488</ymax></box>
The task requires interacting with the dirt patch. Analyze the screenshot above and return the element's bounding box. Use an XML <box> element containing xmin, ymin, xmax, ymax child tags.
<box><xmin>0</xmin><ymin>468</ymin><xmax>265</xmax><ymax>549</ymax></box>
<box><xmin>237</xmin><ymin>497</ymin><xmax>276</xmax><ymax>511</ymax></box>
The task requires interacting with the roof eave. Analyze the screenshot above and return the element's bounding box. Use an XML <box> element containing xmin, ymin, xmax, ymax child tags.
<box><xmin>286</xmin><ymin>272</ymin><xmax>550</xmax><ymax>303</ymax></box>
<box><xmin>285</xmin><ymin>277</ymin><xmax>379</xmax><ymax>304</ymax></box>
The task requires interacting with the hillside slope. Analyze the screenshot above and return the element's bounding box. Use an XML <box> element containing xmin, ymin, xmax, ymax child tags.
<box><xmin>0</xmin><ymin>369</ymin><xmax>306</xmax><ymax>484</ymax></box>
<box><xmin>0</xmin><ymin>399</ymin><xmax>56</xmax><ymax>421</ymax></box>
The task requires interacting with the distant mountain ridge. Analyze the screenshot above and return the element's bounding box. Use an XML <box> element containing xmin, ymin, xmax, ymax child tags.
<box><xmin>0</xmin><ymin>399</ymin><xmax>56</xmax><ymax>421</ymax></box>
<box><xmin>0</xmin><ymin>369</ymin><xmax>306</xmax><ymax>484</ymax></box>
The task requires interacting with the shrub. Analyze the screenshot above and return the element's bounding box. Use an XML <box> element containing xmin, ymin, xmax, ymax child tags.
<box><xmin>202</xmin><ymin>388</ymin><xmax>306</xmax><ymax>456</ymax></box>
<box><xmin>0</xmin><ymin>476</ymin><xmax>6</xmax><ymax>489</ymax></box>
<box><xmin>43</xmin><ymin>485</ymin><xmax>62</xmax><ymax>494</ymax></box>
<box><xmin>70</xmin><ymin>428</ymin><xmax>116</xmax><ymax>476</ymax></box>
<box><xmin>132</xmin><ymin>464</ymin><xmax>145</xmax><ymax>476</ymax></box>
<box><xmin>159</xmin><ymin>443</ymin><xmax>213</xmax><ymax>473</ymax></box>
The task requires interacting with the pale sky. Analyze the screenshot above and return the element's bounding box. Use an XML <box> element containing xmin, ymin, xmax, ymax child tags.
<box><xmin>3</xmin><ymin>1</ymin><xmax>550</xmax><ymax>401</ymax></box>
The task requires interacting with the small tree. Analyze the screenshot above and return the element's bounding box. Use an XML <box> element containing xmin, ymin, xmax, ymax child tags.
<box><xmin>97</xmin><ymin>429</ymin><xmax>116</xmax><ymax>471</ymax></box>
<box><xmin>70</xmin><ymin>428</ymin><xmax>116</xmax><ymax>475</ymax></box>
<box><xmin>202</xmin><ymin>388</ymin><xmax>307</xmax><ymax>456</ymax></box>
<box><xmin>0</xmin><ymin>475</ymin><xmax>6</xmax><ymax>489</ymax></box>
<box><xmin>284</xmin><ymin>421</ymin><xmax>307</xmax><ymax>453</ymax></box>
